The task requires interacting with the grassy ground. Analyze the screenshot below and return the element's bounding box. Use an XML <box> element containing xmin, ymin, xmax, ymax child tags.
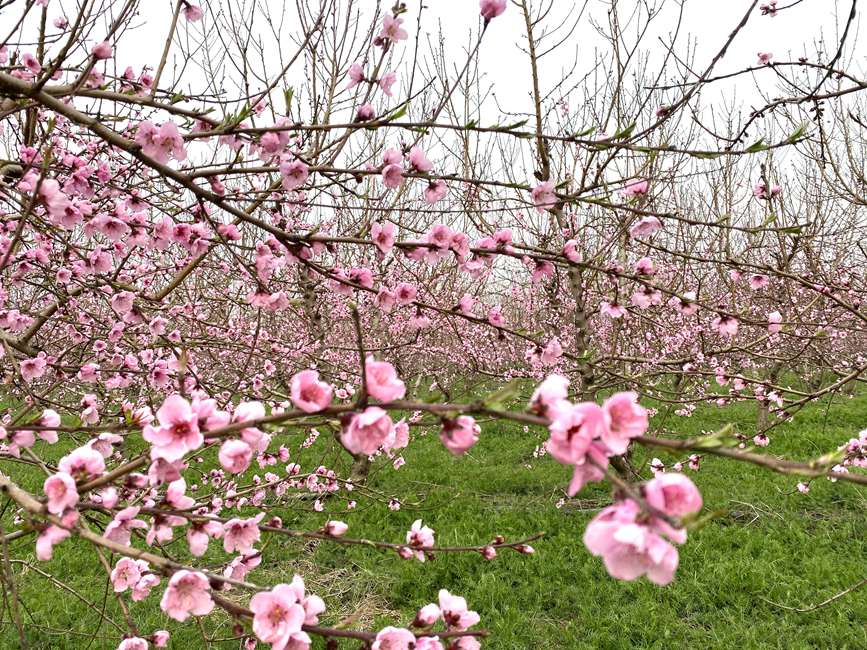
<box><xmin>1</xmin><ymin>390</ymin><xmax>866</xmax><ymax>649</ymax></box>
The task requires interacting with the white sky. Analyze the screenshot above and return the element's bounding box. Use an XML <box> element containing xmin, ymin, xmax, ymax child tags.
<box><xmin>103</xmin><ymin>0</ymin><xmax>862</xmax><ymax>120</ymax></box>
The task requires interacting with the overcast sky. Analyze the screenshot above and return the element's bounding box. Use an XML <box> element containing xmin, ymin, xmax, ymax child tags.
<box><xmin>96</xmin><ymin>0</ymin><xmax>862</xmax><ymax>119</ymax></box>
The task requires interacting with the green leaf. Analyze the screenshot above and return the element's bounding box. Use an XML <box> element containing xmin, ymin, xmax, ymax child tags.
<box><xmin>689</xmin><ymin>150</ymin><xmax>723</xmax><ymax>160</ymax></box>
<box><xmin>499</xmin><ymin>118</ymin><xmax>529</xmax><ymax>131</ymax></box>
<box><xmin>573</xmin><ymin>126</ymin><xmax>596</xmax><ymax>138</ymax></box>
<box><xmin>778</xmin><ymin>225</ymin><xmax>803</xmax><ymax>234</ymax></box>
<box><xmin>386</xmin><ymin>102</ymin><xmax>410</xmax><ymax>121</ymax></box>
<box><xmin>786</xmin><ymin>122</ymin><xmax>809</xmax><ymax>144</ymax></box>
<box><xmin>612</xmin><ymin>122</ymin><xmax>637</xmax><ymax>140</ymax></box>
<box><xmin>464</xmin><ymin>119</ymin><xmax>478</xmax><ymax>129</ymax></box>
<box><xmin>283</xmin><ymin>87</ymin><xmax>294</xmax><ymax>114</ymax></box>
<box><xmin>744</xmin><ymin>138</ymin><xmax>768</xmax><ymax>153</ymax></box>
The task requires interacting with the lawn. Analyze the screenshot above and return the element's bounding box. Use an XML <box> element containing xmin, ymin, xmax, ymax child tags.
<box><xmin>1</xmin><ymin>389</ymin><xmax>865</xmax><ymax>649</ymax></box>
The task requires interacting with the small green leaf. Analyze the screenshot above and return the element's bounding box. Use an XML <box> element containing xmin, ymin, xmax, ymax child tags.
<box><xmin>689</xmin><ymin>150</ymin><xmax>722</xmax><ymax>159</ymax></box>
<box><xmin>386</xmin><ymin>102</ymin><xmax>410</xmax><ymax>121</ymax></box>
<box><xmin>499</xmin><ymin>119</ymin><xmax>528</xmax><ymax>131</ymax></box>
<box><xmin>612</xmin><ymin>122</ymin><xmax>637</xmax><ymax>140</ymax></box>
<box><xmin>786</xmin><ymin>122</ymin><xmax>809</xmax><ymax>144</ymax></box>
<box><xmin>283</xmin><ymin>87</ymin><xmax>294</xmax><ymax>114</ymax></box>
<box><xmin>744</xmin><ymin>138</ymin><xmax>768</xmax><ymax>153</ymax></box>
<box><xmin>464</xmin><ymin>119</ymin><xmax>478</xmax><ymax>129</ymax></box>
<box><xmin>573</xmin><ymin>126</ymin><xmax>596</xmax><ymax>138</ymax></box>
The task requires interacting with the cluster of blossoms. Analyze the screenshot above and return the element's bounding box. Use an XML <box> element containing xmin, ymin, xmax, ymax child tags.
<box><xmin>583</xmin><ymin>474</ymin><xmax>702</xmax><ymax>585</ymax></box>
<box><xmin>529</xmin><ymin>375</ymin><xmax>704</xmax><ymax>583</ymax></box>
<box><xmin>532</xmin><ymin>375</ymin><xmax>649</xmax><ymax>496</ymax></box>
<box><xmin>370</xmin><ymin>590</ymin><xmax>482</xmax><ymax>650</ymax></box>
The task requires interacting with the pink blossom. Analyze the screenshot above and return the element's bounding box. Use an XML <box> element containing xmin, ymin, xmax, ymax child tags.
<box><xmin>372</xmin><ymin>627</ymin><xmax>415</xmax><ymax>650</ymax></box>
<box><xmin>341</xmin><ymin>408</ymin><xmax>393</xmax><ymax>455</ymax></box>
<box><xmin>643</xmin><ymin>473</ymin><xmax>703</xmax><ymax>517</ymax></box>
<box><xmin>365</xmin><ymin>357</ymin><xmax>406</xmax><ymax>402</ymax></box>
<box><xmin>488</xmin><ymin>305</ymin><xmax>505</xmax><ymax>327</ymax></box>
<box><xmin>406</xmin><ymin>519</ymin><xmax>435</xmax><ymax>561</ymax></box>
<box><xmin>111</xmin><ymin>558</ymin><xmax>148</xmax><ymax>592</ymax></box>
<box><xmin>219</xmin><ymin>439</ymin><xmax>253</xmax><ymax>474</ymax></box>
<box><xmin>438</xmin><ymin>590</ymin><xmax>480</xmax><ymax>630</ymax></box>
<box><xmin>160</xmin><ymin>570</ymin><xmax>214</xmax><ymax>622</ymax></box>
<box><xmin>379</xmin><ymin>72</ymin><xmax>397</xmax><ymax>96</ymax></box>
<box><xmin>20</xmin><ymin>354</ymin><xmax>48</xmax><ymax>381</ymax></box>
<box><xmin>547</xmin><ymin>402</ymin><xmax>608</xmax><ymax>464</ymax></box>
<box><xmin>323</xmin><ymin>520</ymin><xmax>349</xmax><ymax>536</ymax></box>
<box><xmin>600</xmin><ymin>301</ymin><xmax>626</xmax><ymax>319</ymax></box>
<box><xmin>408</xmin><ymin>146</ymin><xmax>433</xmax><ymax>172</ymax></box>
<box><xmin>629</xmin><ymin>216</ymin><xmax>662</xmax><ymax>238</ymax></box>
<box><xmin>43</xmin><ymin>472</ymin><xmax>78</xmax><ymax>515</ymax></box>
<box><xmin>347</xmin><ymin>63</ymin><xmax>364</xmax><ymax>88</ymax></box>
<box><xmin>601</xmin><ymin>392</ymin><xmax>648</xmax><ymax>454</ymax></box>
<box><xmin>583</xmin><ymin>499</ymin><xmax>680</xmax><ymax>585</ymax></box>
<box><xmin>753</xmin><ymin>181</ymin><xmax>781</xmax><ymax>199</ymax></box>
<box><xmin>385</xmin><ymin>419</ymin><xmax>410</xmax><ymax>451</ymax></box>
<box><xmin>563</xmin><ymin>239</ymin><xmax>581</xmax><ymax>262</ymax></box>
<box><xmin>153</xmin><ymin>631</ymin><xmax>170</xmax><ymax>648</ymax></box>
<box><xmin>749</xmin><ymin>274</ymin><xmax>769</xmax><ymax>290</ymax></box>
<box><xmin>250</xmin><ymin>583</ymin><xmax>306</xmax><ymax>647</ymax></box>
<box><xmin>531</xmin><ymin>181</ymin><xmax>556</xmax><ymax>213</ymax></box>
<box><xmin>382</xmin><ymin>164</ymin><xmax>405</xmax><ymax>189</ymax></box>
<box><xmin>414</xmin><ymin>603</ymin><xmax>442</xmax><ymax>626</ymax></box>
<box><xmin>424</xmin><ymin>180</ymin><xmax>447</xmax><ymax>203</ymax></box>
<box><xmin>371</xmin><ymin>222</ymin><xmax>395</xmax><ymax>255</ymax></box>
<box><xmin>622</xmin><ymin>180</ymin><xmax>649</xmax><ymax>198</ymax></box>
<box><xmin>415</xmin><ymin>638</ymin><xmax>445</xmax><ymax>650</ymax></box>
<box><xmin>480</xmin><ymin>0</ymin><xmax>508</xmax><ymax>20</ymax></box>
<box><xmin>91</xmin><ymin>41</ymin><xmax>113</xmax><ymax>59</ymax></box>
<box><xmin>767</xmin><ymin>310</ymin><xmax>783</xmax><ymax>334</ymax></box>
<box><xmin>540</xmin><ymin>338</ymin><xmax>562</xmax><ymax>365</ymax></box>
<box><xmin>187</xmin><ymin>520</ymin><xmax>223</xmax><ymax>556</ymax></box>
<box><xmin>280</xmin><ymin>157</ymin><xmax>309</xmax><ymax>191</ymax></box>
<box><xmin>529</xmin><ymin>374</ymin><xmax>569</xmax><ymax>417</ymax></box>
<box><xmin>395</xmin><ymin>282</ymin><xmax>417</xmax><ymax>305</ymax></box>
<box><xmin>36</xmin><ymin>525</ymin><xmax>70</xmax><ymax>560</ymax></box>
<box><xmin>711</xmin><ymin>314</ymin><xmax>739</xmax><ymax>338</ymax></box>
<box><xmin>58</xmin><ymin>445</ymin><xmax>105</xmax><ymax>479</ymax></box>
<box><xmin>135</xmin><ymin>121</ymin><xmax>187</xmax><ymax>164</ymax></box>
<box><xmin>356</xmin><ymin>103</ymin><xmax>375</xmax><ymax>121</ymax></box>
<box><xmin>40</xmin><ymin>409</ymin><xmax>61</xmax><ymax>428</ymax></box>
<box><xmin>223</xmin><ymin>514</ymin><xmax>264</xmax><ymax>554</ymax></box>
<box><xmin>143</xmin><ymin>394</ymin><xmax>204</xmax><ymax>461</ymax></box>
<box><xmin>760</xmin><ymin>1</ymin><xmax>778</xmax><ymax>17</ymax></box>
<box><xmin>117</xmin><ymin>638</ymin><xmax>148</xmax><ymax>650</ymax></box>
<box><xmin>22</xmin><ymin>52</ymin><xmax>41</xmax><ymax>74</ymax></box>
<box><xmin>440</xmin><ymin>416</ymin><xmax>480</xmax><ymax>456</ymax></box>
<box><xmin>376</xmin><ymin>288</ymin><xmax>397</xmax><ymax>312</ymax></box>
<box><xmin>379</xmin><ymin>15</ymin><xmax>408</xmax><ymax>42</ymax></box>
<box><xmin>183</xmin><ymin>3</ymin><xmax>204</xmax><ymax>21</ymax></box>
<box><xmin>290</xmin><ymin>370</ymin><xmax>333</xmax><ymax>413</ymax></box>
<box><xmin>757</xmin><ymin>52</ymin><xmax>773</xmax><ymax>65</ymax></box>
<box><xmin>104</xmin><ymin>506</ymin><xmax>148</xmax><ymax>546</ymax></box>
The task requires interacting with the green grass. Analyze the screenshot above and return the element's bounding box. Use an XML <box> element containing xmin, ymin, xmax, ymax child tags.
<box><xmin>1</xmin><ymin>390</ymin><xmax>866</xmax><ymax>649</ymax></box>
